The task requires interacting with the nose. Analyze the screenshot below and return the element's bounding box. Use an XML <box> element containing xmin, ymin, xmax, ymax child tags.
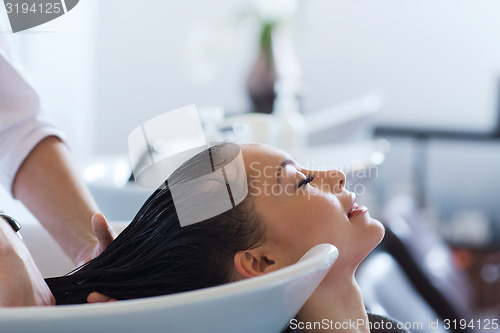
<box><xmin>314</xmin><ymin>168</ymin><xmax>346</xmax><ymax>194</ymax></box>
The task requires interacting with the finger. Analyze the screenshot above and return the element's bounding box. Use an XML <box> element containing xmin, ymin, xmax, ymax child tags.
<box><xmin>87</xmin><ymin>291</ymin><xmax>117</xmax><ymax>303</ymax></box>
<box><xmin>91</xmin><ymin>213</ymin><xmax>116</xmax><ymax>250</ymax></box>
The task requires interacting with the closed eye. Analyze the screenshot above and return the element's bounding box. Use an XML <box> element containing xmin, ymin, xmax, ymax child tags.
<box><xmin>298</xmin><ymin>174</ymin><xmax>315</xmax><ymax>188</ymax></box>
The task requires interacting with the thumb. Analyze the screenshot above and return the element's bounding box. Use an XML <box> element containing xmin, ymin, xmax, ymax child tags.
<box><xmin>91</xmin><ymin>213</ymin><xmax>116</xmax><ymax>251</ymax></box>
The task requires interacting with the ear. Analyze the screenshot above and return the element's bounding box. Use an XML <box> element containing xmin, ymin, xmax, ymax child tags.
<box><xmin>87</xmin><ymin>292</ymin><xmax>117</xmax><ymax>303</ymax></box>
<box><xmin>233</xmin><ymin>249</ymin><xmax>279</xmax><ymax>278</ymax></box>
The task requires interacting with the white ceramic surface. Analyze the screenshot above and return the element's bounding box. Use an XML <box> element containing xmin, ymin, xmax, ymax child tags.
<box><xmin>0</xmin><ymin>222</ymin><xmax>338</xmax><ymax>333</ymax></box>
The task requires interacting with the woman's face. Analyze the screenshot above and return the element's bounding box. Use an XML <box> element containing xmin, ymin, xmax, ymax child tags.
<box><xmin>241</xmin><ymin>143</ymin><xmax>385</xmax><ymax>272</ymax></box>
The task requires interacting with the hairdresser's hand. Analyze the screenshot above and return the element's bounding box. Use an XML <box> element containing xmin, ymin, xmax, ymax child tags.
<box><xmin>77</xmin><ymin>213</ymin><xmax>116</xmax><ymax>266</ymax></box>
<box><xmin>0</xmin><ymin>219</ymin><xmax>55</xmax><ymax>307</ymax></box>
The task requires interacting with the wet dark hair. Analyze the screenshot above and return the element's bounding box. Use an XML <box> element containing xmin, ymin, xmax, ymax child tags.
<box><xmin>45</xmin><ymin>143</ymin><xmax>265</xmax><ymax>305</ymax></box>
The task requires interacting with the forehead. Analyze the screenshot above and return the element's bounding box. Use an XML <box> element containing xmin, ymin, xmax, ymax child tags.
<box><xmin>240</xmin><ymin>143</ymin><xmax>289</xmax><ymax>176</ymax></box>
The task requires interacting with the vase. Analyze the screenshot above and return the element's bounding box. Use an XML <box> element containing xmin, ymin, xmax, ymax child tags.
<box><xmin>246</xmin><ymin>22</ymin><xmax>278</xmax><ymax>114</ymax></box>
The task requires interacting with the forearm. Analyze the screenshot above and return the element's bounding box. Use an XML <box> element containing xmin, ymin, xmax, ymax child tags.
<box><xmin>12</xmin><ymin>136</ymin><xmax>99</xmax><ymax>265</ymax></box>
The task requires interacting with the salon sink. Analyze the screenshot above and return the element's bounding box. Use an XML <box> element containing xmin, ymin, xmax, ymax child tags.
<box><xmin>0</xmin><ymin>222</ymin><xmax>338</xmax><ymax>333</ymax></box>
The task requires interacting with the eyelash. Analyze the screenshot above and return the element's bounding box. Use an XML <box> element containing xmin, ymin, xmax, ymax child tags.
<box><xmin>298</xmin><ymin>174</ymin><xmax>315</xmax><ymax>188</ymax></box>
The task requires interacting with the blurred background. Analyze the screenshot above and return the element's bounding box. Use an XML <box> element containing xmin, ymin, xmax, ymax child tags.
<box><xmin>1</xmin><ymin>0</ymin><xmax>500</xmax><ymax>329</ymax></box>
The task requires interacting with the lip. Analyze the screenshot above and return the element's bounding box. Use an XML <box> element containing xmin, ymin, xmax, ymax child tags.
<box><xmin>347</xmin><ymin>193</ymin><xmax>368</xmax><ymax>218</ymax></box>
<box><xmin>347</xmin><ymin>193</ymin><xmax>356</xmax><ymax>215</ymax></box>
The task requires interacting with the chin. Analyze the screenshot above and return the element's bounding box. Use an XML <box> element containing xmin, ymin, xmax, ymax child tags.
<box><xmin>371</xmin><ymin>218</ymin><xmax>386</xmax><ymax>244</ymax></box>
<box><xmin>356</xmin><ymin>211</ymin><xmax>385</xmax><ymax>242</ymax></box>
<box><xmin>357</xmin><ymin>218</ymin><xmax>386</xmax><ymax>264</ymax></box>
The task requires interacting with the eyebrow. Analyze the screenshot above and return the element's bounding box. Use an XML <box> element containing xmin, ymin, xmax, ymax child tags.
<box><xmin>277</xmin><ymin>159</ymin><xmax>295</xmax><ymax>184</ymax></box>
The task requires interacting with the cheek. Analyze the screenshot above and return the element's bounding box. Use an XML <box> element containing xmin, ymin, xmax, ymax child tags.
<box><xmin>277</xmin><ymin>200</ymin><xmax>346</xmax><ymax>251</ymax></box>
<box><xmin>299</xmin><ymin>198</ymin><xmax>357</xmax><ymax>253</ymax></box>
<box><xmin>256</xmin><ymin>192</ymin><xmax>352</xmax><ymax>259</ymax></box>
<box><xmin>305</xmin><ymin>195</ymin><xmax>347</xmax><ymax>230</ymax></box>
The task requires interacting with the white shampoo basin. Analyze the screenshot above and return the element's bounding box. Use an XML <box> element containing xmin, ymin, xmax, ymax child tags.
<box><xmin>0</xmin><ymin>222</ymin><xmax>338</xmax><ymax>333</ymax></box>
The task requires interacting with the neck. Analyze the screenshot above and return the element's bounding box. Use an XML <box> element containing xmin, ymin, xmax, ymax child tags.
<box><xmin>295</xmin><ymin>271</ymin><xmax>369</xmax><ymax>333</ymax></box>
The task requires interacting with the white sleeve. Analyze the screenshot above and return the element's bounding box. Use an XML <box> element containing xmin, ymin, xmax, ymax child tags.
<box><xmin>0</xmin><ymin>36</ymin><xmax>65</xmax><ymax>195</ymax></box>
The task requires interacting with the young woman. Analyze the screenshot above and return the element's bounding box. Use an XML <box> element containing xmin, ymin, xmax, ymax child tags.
<box><xmin>5</xmin><ymin>142</ymin><xmax>400</xmax><ymax>332</ymax></box>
